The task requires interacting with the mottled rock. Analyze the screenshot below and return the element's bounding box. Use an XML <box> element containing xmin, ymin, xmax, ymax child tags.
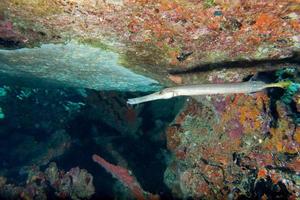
<box><xmin>0</xmin><ymin>0</ymin><xmax>299</xmax><ymax>88</ymax></box>
<box><xmin>164</xmin><ymin>68</ymin><xmax>300</xmax><ymax>199</ymax></box>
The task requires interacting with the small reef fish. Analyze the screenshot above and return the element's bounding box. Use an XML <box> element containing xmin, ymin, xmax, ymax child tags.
<box><xmin>127</xmin><ymin>81</ymin><xmax>291</xmax><ymax>105</ymax></box>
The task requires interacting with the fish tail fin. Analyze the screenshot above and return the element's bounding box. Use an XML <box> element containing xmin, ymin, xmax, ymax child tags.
<box><xmin>265</xmin><ymin>81</ymin><xmax>292</xmax><ymax>89</ymax></box>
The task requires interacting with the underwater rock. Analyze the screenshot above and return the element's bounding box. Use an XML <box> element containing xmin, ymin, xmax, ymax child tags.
<box><xmin>0</xmin><ymin>86</ymin><xmax>85</xmax><ymax>177</ymax></box>
<box><xmin>0</xmin><ymin>128</ymin><xmax>71</xmax><ymax>176</ymax></box>
<box><xmin>0</xmin><ymin>0</ymin><xmax>298</xmax><ymax>87</ymax></box>
<box><xmin>56</xmin><ymin>166</ymin><xmax>95</xmax><ymax>200</ymax></box>
<box><xmin>86</xmin><ymin>90</ymin><xmax>143</xmax><ymax>136</ymax></box>
<box><xmin>0</xmin><ymin>21</ymin><xmax>27</xmax><ymax>48</ymax></box>
<box><xmin>0</xmin><ymin>42</ymin><xmax>161</xmax><ymax>92</ymax></box>
<box><xmin>164</xmin><ymin>68</ymin><xmax>300</xmax><ymax>199</ymax></box>
<box><xmin>0</xmin><ymin>162</ymin><xmax>95</xmax><ymax>200</ymax></box>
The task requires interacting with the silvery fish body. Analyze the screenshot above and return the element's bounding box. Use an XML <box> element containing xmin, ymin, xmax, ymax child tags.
<box><xmin>127</xmin><ymin>81</ymin><xmax>276</xmax><ymax>105</ymax></box>
<box><xmin>163</xmin><ymin>81</ymin><xmax>267</xmax><ymax>96</ymax></box>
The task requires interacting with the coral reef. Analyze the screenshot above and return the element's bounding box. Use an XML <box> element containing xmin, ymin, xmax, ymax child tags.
<box><xmin>0</xmin><ymin>162</ymin><xmax>95</xmax><ymax>200</ymax></box>
<box><xmin>164</xmin><ymin>68</ymin><xmax>300</xmax><ymax>199</ymax></box>
<box><xmin>46</xmin><ymin>163</ymin><xmax>95</xmax><ymax>200</ymax></box>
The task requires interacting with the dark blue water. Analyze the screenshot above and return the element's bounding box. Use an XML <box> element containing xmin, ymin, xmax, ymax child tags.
<box><xmin>0</xmin><ymin>86</ymin><xmax>184</xmax><ymax>199</ymax></box>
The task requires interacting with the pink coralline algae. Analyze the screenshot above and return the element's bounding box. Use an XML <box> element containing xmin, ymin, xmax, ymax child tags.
<box><xmin>0</xmin><ymin>21</ymin><xmax>28</xmax><ymax>46</ymax></box>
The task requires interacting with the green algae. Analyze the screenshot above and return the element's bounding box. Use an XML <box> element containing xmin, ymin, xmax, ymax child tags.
<box><xmin>203</xmin><ymin>50</ymin><xmax>229</xmax><ymax>63</ymax></box>
<box><xmin>0</xmin><ymin>0</ymin><xmax>64</xmax><ymax>47</ymax></box>
<box><xmin>203</xmin><ymin>0</ymin><xmax>216</xmax><ymax>8</ymax></box>
<box><xmin>120</xmin><ymin>43</ymin><xmax>168</xmax><ymax>70</ymax></box>
<box><xmin>254</xmin><ymin>46</ymin><xmax>274</xmax><ymax>59</ymax></box>
<box><xmin>77</xmin><ymin>38</ymin><xmax>113</xmax><ymax>51</ymax></box>
<box><xmin>8</xmin><ymin>0</ymin><xmax>63</xmax><ymax>17</ymax></box>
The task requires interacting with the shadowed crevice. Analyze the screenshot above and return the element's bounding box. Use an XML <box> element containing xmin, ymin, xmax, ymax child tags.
<box><xmin>168</xmin><ymin>52</ymin><xmax>300</xmax><ymax>75</ymax></box>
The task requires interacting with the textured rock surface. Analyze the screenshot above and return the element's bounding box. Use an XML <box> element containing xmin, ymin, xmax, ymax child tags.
<box><xmin>164</xmin><ymin>67</ymin><xmax>300</xmax><ymax>199</ymax></box>
<box><xmin>0</xmin><ymin>0</ymin><xmax>299</xmax><ymax>89</ymax></box>
<box><xmin>0</xmin><ymin>162</ymin><xmax>95</xmax><ymax>200</ymax></box>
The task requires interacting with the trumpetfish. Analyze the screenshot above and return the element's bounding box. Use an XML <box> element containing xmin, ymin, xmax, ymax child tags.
<box><xmin>127</xmin><ymin>81</ymin><xmax>291</xmax><ymax>105</ymax></box>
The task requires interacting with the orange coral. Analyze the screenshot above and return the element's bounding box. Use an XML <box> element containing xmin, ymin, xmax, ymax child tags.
<box><xmin>221</xmin><ymin>93</ymin><xmax>268</xmax><ymax>135</ymax></box>
<box><xmin>257</xmin><ymin>168</ymin><xmax>268</xmax><ymax>179</ymax></box>
<box><xmin>254</xmin><ymin>13</ymin><xmax>279</xmax><ymax>32</ymax></box>
<box><xmin>238</xmin><ymin>94</ymin><xmax>268</xmax><ymax>134</ymax></box>
<box><xmin>239</xmin><ymin>105</ymin><xmax>261</xmax><ymax>132</ymax></box>
<box><xmin>264</xmin><ymin>121</ymin><xmax>299</xmax><ymax>154</ymax></box>
<box><xmin>269</xmin><ymin>171</ymin><xmax>281</xmax><ymax>184</ymax></box>
<box><xmin>261</xmin><ymin>102</ymin><xmax>300</xmax><ymax>154</ymax></box>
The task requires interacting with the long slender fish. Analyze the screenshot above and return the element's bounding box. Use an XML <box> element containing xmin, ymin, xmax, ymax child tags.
<box><xmin>127</xmin><ymin>81</ymin><xmax>290</xmax><ymax>105</ymax></box>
